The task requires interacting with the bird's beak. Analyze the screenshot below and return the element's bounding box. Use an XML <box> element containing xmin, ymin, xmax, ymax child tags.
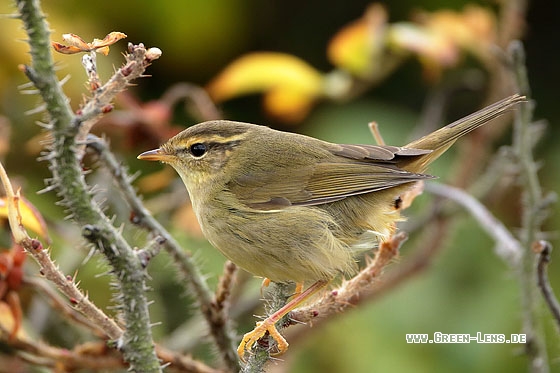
<box><xmin>137</xmin><ymin>148</ymin><xmax>172</xmax><ymax>162</ymax></box>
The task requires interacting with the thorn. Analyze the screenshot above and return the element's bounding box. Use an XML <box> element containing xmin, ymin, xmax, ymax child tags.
<box><xmin>59</xmin><ymin>74</ymin><xmax>71</xmax><ymax>86</ymax></box>
<box><xmin>37</xmin><ymin>184</ymin><xmax>58</xmax><ymax>194</ymax></box>
<box><xmin>19</xmin><ymin>89</ymin><xmax>40</xmax><ymax>95</ymax></box>
<box><xmin>24</xmin><ymin>103</ymin><xmax>47</xmax><ymax>116</ymax></box>
<box><xmin>17</xmin><ymin>81</ymin><xmax>35</xmax><ymax>89</ymax></box>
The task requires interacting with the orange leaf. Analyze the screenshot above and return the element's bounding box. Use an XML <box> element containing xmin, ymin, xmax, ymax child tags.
<box><xmin>91</xmin><ymin>32</ymin><xmax>127</xmax><ymax>49</ymax></box>
<box><xmin>61</xmin><ymin>33</ymin><xmax>89</xmax><ymax>49</ymax></box>
<box><xmin>327</xmin><ymin>3</ymin><xmax>388</xmax><ymax>78</ymax></box>
<box><xmin>51</xmin><ymin>42</ymin><xmax>84</xmax><ymax>54</ymax></box>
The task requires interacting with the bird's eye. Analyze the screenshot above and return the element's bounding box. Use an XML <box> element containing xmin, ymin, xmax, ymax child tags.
<box><xmin>189</xmin><ymin>143</ymin><xmax>207</xmax><ymax>157</ymax></box>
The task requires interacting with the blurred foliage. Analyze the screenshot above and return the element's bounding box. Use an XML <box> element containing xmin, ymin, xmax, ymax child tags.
<box><xmin>0</xmin><ymin>0</ymin><xmax>559</xmax><ymax>372</ymax></box>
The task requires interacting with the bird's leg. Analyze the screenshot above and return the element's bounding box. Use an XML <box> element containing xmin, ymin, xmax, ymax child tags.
<box><xmin>238</xmin><ymin>279</ymin><xmax>328</xmax><ymax>361</ymax></box>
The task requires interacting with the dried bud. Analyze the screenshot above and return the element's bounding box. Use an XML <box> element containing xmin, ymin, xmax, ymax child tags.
<box><xmin>145</xmin><ymin>47</ymin><xmax>162</xmax><ymax>61</ymax></box>
<box><xmin>31</xmin><ymin>239</ymin><xmax>42</xmax><ymax>251</ymax></box>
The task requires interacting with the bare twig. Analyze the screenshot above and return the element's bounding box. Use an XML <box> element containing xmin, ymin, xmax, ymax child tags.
<box><xmin>215</xmin><ymin>261</ymin><xmax>237</xmax><ymax>309</ymax></box>
<box><xmin>425</xmin><ymin>182</ymin><xmax>523</xmax><ymax>267</ymax></box>
<box><xmin>533</xmin><ymin>241</ymin><xmax>560</xmax><ymax>331</ymax></box>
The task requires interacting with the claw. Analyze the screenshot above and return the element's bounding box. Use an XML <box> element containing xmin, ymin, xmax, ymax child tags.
<box><xmin>237</xmin><ymin>318</ymin><xmax>289</xmax><ymax>361</ymax></box>
<box><xmin>237</xmin><ymin>280</ymin><xmax>329</xmax><ymax>362</ymax></box>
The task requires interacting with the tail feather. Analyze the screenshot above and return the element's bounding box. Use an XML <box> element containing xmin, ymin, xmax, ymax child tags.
<box><xmin>400</xmin><ymin>94</ymin><xmax>525</xmax><ymax>173</ymax></box>
<box><xmin>406</xmin><ymin>94</ymin><xmax>525</xmax><ymax>151</ymax></box>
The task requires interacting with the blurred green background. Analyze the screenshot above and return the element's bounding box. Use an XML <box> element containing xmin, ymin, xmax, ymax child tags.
<box><xmin>0</xmin><ymin>0</ymin><xmax>558</xmax><ymax>372</ymax></box>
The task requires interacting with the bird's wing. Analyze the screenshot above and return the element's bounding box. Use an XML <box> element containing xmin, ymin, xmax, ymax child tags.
<box><xmin>228</xmin><ymin>143</ymin><xmax>434</xmax><ymax>210</ymax></box>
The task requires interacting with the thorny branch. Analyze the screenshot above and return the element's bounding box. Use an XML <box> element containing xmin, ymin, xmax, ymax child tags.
<box><xmin>16</xmin><ymin>0</ymin><xmax>161</xmax><ymax>371</ymax></box>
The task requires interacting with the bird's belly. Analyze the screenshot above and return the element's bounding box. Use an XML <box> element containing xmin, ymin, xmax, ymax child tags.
<box><xmin>198</xmin><ymin>205</ymin><xmax>358</xmax><ymax>283</ymax></box>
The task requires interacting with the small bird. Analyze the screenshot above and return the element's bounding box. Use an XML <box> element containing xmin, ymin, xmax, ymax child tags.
<box><xmin>138</xmin><ymin>94</ymin><xmax>524</xmax><ymax>360</ymax></box>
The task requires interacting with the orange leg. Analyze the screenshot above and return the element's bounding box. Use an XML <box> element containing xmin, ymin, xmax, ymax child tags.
<box><xmin>238</xmin><ymin>280</ymin><xmax>328</xmax><ymax>361</ymax></box>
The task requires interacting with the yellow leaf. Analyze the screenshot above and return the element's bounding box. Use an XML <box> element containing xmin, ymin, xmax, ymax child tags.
<box><xmin>207</xmin><ymin>52</ymin><xmax>324</xmax><ymax>102</ymax></box>
<box><xmin>327</xmin><ymin>3</ymin><xmax>387</xmax><ymax>78</ymax></box>
<box><xmin>263</xmin><ymin>88</ymin><xmax>315</xmax><ymax>123</ymax></box>
<box><xmin>0</xmin><ymin>196</ymin><xmax>49</xmax><ymax>241</ymax></box>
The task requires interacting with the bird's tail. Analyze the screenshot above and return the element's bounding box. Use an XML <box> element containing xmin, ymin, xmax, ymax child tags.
<box><xmin>401</xmin><ymin>94</ymin><xmax>525</xmax><ymax>173</ymax></box>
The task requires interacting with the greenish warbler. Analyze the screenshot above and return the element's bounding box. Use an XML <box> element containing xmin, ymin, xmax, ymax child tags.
<box><xmin>138</xmin><ymin>94</ymin><xmax>524</xmax><ymax>360</ymax></box>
